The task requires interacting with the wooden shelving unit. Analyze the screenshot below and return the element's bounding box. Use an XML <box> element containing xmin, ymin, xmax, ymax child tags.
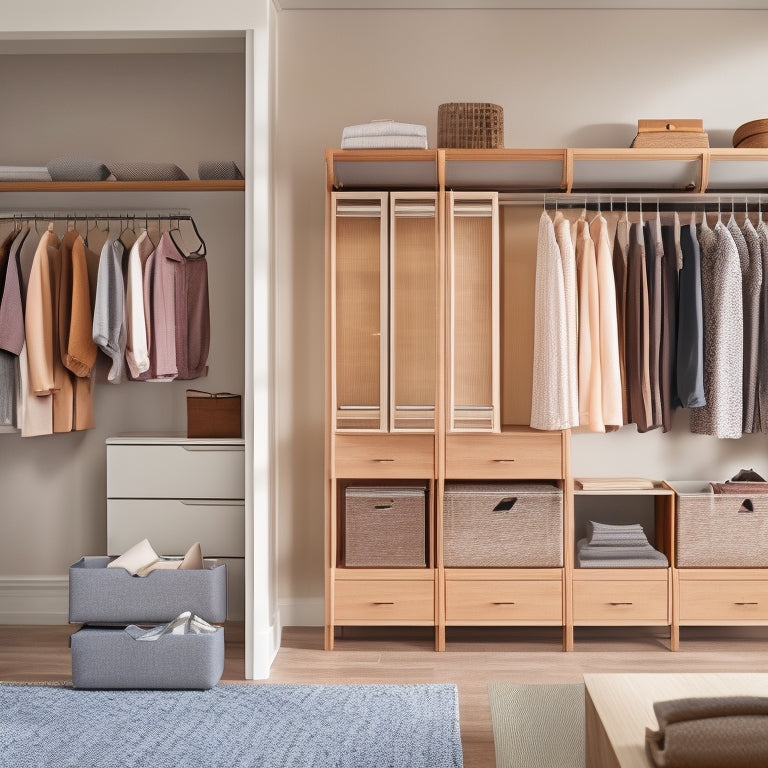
<box><xmin>324</xmin><ymin>146</ymin><xmax>768</xmax><ymax>653</ymax></box>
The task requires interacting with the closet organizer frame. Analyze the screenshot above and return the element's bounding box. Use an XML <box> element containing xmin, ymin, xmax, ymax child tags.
<box><xmin>325</xmin><ymin>146</ymin><xmax>768</xmax><ymax>653</ymax></box>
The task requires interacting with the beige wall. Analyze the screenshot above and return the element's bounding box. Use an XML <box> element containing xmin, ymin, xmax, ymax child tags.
<box><xmin>275</xmin><ymin>8</ymin><xmax>768</xmax><ymax>621</ymax></box>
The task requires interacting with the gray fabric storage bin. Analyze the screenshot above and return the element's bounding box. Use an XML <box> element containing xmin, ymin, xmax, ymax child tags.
<box><xmin>672</xmin><ymin>481</ymin><xmax>768</xmax><ymax>567</ymax></box>
<box><xmin>69</xmin><ymin>557</ymin><xmax>227</xmax><ymax>624</ymax></box>
<box><xmin>71</xmin><ymin>626</ymin><xmax>224</xmax><ymax>689</ymax></box>
<box><xmin>443</xmin><ymin>482</ymin><xmax>563</xmax><ymax>567</ymax></box>
<box><xmin>344</xmin><ymin>487</ymin><xmax>427</xmax><ymax>567</ymax></box>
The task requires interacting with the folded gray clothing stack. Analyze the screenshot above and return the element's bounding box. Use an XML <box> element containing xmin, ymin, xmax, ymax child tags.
<box><xmin>341</xmin><ymin>120</ymin><xmax>428</xmax><ymax>149</ymax></box>
<box><xmin>577</xmin><ymin>521</ymin><xmax>669</xmax><ymax>568</ymax></box>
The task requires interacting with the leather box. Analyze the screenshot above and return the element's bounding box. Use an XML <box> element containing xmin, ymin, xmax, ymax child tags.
<box><xmin>186</xmin><ymin>390</ymin><xmax>242</xmax><ymax>439</ymax></box>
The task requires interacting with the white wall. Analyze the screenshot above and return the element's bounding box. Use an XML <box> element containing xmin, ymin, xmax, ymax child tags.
<box><xmin>275</xmin><ymin>8</ymin><xmax>768</xmax><ymax>623</ymax></box>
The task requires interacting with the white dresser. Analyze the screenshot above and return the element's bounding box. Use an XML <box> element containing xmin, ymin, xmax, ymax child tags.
<box><xmin>106</xmin><ymin>433</ymin><xmax>245</xmax><ymax>620</ymax></box>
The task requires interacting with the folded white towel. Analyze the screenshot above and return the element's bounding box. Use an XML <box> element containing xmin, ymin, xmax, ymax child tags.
<box><xmin>342</xmin><ymin>120</ymin><xmax>427</xmax><ymax>139</ymax></box>
<box><xmin>341</xmin><ymin>135</ymin><xmax>429</xmax><ymax>150</ymax></box>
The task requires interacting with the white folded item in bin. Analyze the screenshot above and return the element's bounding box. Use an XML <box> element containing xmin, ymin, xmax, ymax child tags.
<box><xmin>130</xmin><ymin>611</ymin><xmax>218</xmax><ymax>641</ymax></box>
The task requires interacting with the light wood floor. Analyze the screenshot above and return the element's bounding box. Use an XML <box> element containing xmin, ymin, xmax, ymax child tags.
<box><xmin>4</xmin><ymin>623</ymin><xmax>768</xmax><ymax>768</ymax></box>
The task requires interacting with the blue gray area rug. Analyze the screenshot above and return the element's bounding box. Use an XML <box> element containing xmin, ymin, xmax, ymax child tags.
<box><xmin>0</xmin><ymin>682</ymin><xmax>463</xmax><ymax>768</ymax></box>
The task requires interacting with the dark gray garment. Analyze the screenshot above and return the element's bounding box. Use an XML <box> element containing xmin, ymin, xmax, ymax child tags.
<box><xmin>660</xmin><ymin>224</ymin><xmax>678</xmax><ymax>432</ymax></box>
<box><xmin>741</xmin><ymin>218</ymin><xmax>762</xmax><ymax>433</ymax></box>
<box><xmin>0</xmin><ymin>350</ymin><xmax>18</xmax><ymax>427</ymax></box>
<box><xmin>643</xmin><ymin>220</ymin><xmax>662</xmax><ymax>428</ymax></box>
<box><xmin>675</xmin><ymin>224</ymin><xmax>705</xmax><ymax>409</ymax></box>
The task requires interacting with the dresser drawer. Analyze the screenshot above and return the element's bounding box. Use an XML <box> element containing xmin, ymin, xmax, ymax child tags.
<box><xmin>334</xmin><ymin>434</ymin><xmax>435</xmax><ymax>478</ymax></box>
<box><xmin>107</xmin><ymin>499</ymin><xmax>244</xmax><ymax>558</ymax></box>
<box><xmin>334</xmin><ymin>578</ymin><xmax>434</xmax><ymax>624</ymax></box>
<box><xmin>678</xmin><ymin>579</ymin><xmax>768</xmax><ymax>623</ymax></box>
<box><xmin>107</xmin><ymin>443</ymin><xmax>244</xmax><ymax>499</ymax></box>
<box><xmin>445</xmin><ymin>578</ymin><xmax>562</xmax><ymax>624</ymax></box>
<box><xmin>445</xmin><ymin>433</ymin><xmax>563</xmax><ymax>479</ymax></box>
<box><xmin>573</xmin><ymin>578</ymin><xmax>669</xmax><ymax>624</ymax></box>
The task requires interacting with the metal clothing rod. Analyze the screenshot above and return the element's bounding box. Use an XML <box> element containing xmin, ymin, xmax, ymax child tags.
<box><xmin>498</xmin><ymin>192</ymin><xmax>767</xmax><ymax>211</ymax></box>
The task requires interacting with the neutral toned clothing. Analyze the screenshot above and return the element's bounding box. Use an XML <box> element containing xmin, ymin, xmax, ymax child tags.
<box><xmin>574</xmin><ymin>215</ymin><xmax>603</xmax><ymax>431</ymax></box>
<box><xmin>757</xmin><ymin>220</ymin><xmax>768</xmax><ymax>432</ymax></box>
<box><xmin>174</xmin><ymin>245</ymin><xmax>210</xmax><ymax>381</ymax></box>
<box><xmin>553</xmin><ymin>212</ymin><xmax>579</xmax><ymax>427</ymax></box>
<box><xmin>25</xmin><ymin>229</ymin><xmax>59</xmax><ymax>398</ymax></box>
<box><xmin>531</xmin><ymin>211</ymin><xmax>571</xmax><ymax>430</ymax></box>
<box><xmin>643</xmin><ymin>220</ymin><xmax>663</xmax><ymax>429</ymax></box>
<box><xmin>625</xmin><ymin>222</ymin><xmax>653</xmax><ymax>432</ymax></box>
<box><xmin>690</xmin><ymin>219</ymin><xmax>743</xmax><ymax>439</ymax></box>
<box><xmin>612</xmin><ymin>215</ymin><xmax>630</xmax><ymax>425</ymax></box>
<box><xmin>92</xmin><ymin>234</ymin><xmax>126</xmax><ymax>383</ymax></box>
<box><xmin>590</xmin><ymin>213</ymin><xmax>622</xmax><ymax>431</ymax></box>
<box><xmin>0</xmin><ymin>227</ymin><xmax>29</xmax><ymax>355</ymax></box>
<box><xmin>125</xmin><ymin>231</ymin><xmax>152</xmax><ymax>379</ymax></box>
<box><xmin>740</xmin><ymin>218</ymin><xmax>762</xmax><ymax>433</ymax></box>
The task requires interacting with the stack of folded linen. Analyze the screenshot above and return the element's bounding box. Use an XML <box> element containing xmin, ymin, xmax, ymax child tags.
<box><xmin>576</xmin><ymin>520</ymin><xmax>669</xmax><ymax>568</ymax></box>
<box><xmin>341</xmin><ymin>119</ymin><xmax>428</xmax><ymax>149</ymax></box>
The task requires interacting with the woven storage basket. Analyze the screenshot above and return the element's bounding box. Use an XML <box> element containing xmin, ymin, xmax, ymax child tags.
<box><xmin>438</xmin><ymin>103</ymin><xmax>504</xmax><ymax>149</ymax></box>
<box><xmin>673</xmin><ymin>482</ymin><xmax>768</xmax><ymax>567</ymax></box>
<box><xmin>631</xmin><ymin>119</ymin><xmax>709</xmax><ymax>148</ymax></box>
<box><xmin>344</xmin><ymin>487</ymin><xmax>427</xmax><ymax>567</ymax></box>
<box><xmin>443</xmin><ymin>482</ymin><xmax>562</xmax><ymax>567</ymax></box>
<box><xmin>733</xmin><ymin>119</ymin><xmax>768</xmax><ymax>148</ymax></box>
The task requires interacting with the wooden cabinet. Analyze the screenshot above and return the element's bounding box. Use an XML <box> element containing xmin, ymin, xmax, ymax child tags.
<box><xmin>676</xmin><ymin>570</ymin><xmax>768</xmax><ymax>625</ymax></box>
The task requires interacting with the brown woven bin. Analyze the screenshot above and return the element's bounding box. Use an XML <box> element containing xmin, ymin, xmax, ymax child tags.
<box><xmin>438</xmin><ymin>103</ymin><xmax>504</xmax><ymax>149</ymax></box>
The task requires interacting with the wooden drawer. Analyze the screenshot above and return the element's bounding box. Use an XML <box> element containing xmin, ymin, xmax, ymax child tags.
<box><xmin>334</xmin><ymin>578</ymin><xmax>434</xmax><ymax>624</ymax></box>
<box><xmin>107</xmin><ymin>499</ymin><xmax>244</xmax><ymax>558</ymax></box>
<box><xmin>334</xmin><ymin>434</ymin><xmax>435</xmax><ymax>478</ymax></box>
<box><xmin>107</xmin><ymin>442</ymin><xmax>244</xmax><ymax>499</ymax></box>
<box><xmin>445</xmin><ymin>433</ymin><xmax>562</xmax><ymax>479</ymax></box>
<box><xmin>679</xmin><ymin>579</ymin><xmax>768</xmax><ymax>623</ymax></box>
<box><xmin>445</xmin><ymin>578</ymin><xmax>562</xmax><ymax>624</ymax></box>
<box><xmin>573</xmin><ymin>577</ymin><xmax>669</xmax><ymax>624</ymax></box>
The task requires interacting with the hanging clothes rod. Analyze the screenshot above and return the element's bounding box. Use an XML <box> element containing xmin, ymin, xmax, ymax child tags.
<box><xmin>0</xmin><ymin>209</ymin><xmax>207</xmax><ymax>256</ymax></box>
<box><xmin>498</xmin><ymin>191</ymin><xmax>767</xmax><ymax>210</ymax></box>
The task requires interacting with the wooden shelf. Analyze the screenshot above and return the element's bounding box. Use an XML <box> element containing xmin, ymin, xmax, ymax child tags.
<box><xmin>0</xmin><ymin>180</ymin><xmax>245</xmax><ymax>192</ymax></box>
<box><xmin>327</xmin><ymin>146</ymin><xmax>768</xmax><ymax>194</ymax></box>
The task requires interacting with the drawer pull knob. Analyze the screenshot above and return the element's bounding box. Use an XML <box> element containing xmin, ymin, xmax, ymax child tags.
<box><xmin>493</xmin><ymin>601</ymin><xmax>516</xmax><ymax>605</ymax></box>
<box><xmin>609</xmin><ymin>602</ymin><xmax>633</xmax><ymax>606</ymax></box>
<box><xmin>735</xmin><ymin>601</ymin><xmax>759</xmax><ymax>606</ymax></box>
<box><xmin>373</xmin><ymin>459</ymin><xmax>395</xmax><ymax>463</ymax></box>
<box><xmin>372</xmin><ymin>601</ymin><xmax>395</xmax><ymax>606</ymax></box>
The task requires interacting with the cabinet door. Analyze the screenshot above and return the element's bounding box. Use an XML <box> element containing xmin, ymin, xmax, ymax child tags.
<box><xmin>332</xmin><ymin>192</ymin><xmax>388</xmax><ymax>431</ymax></box>
<box><xmin>390</xmin><ymin>193</ymin><xmax>438</xmax><ymax>432</ymax></box>
<box><xmin>447</xmin><ymin>191</ymin><xmax>499</xmax><ymax>432</ymax></box>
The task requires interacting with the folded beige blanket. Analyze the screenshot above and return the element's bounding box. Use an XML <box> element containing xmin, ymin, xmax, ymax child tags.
<box><xmin>646</xmin><ymin>696</ymin><xmax>768</xmax><ymax>768</ymax></box>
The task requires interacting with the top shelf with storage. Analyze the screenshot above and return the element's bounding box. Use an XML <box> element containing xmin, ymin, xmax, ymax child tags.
<box><xmin>327</xmin><ymin>147</ymin><xmax>768</xmax><ymax>193</ymax></box>
<box><xmin>0</xmin><ymin>180</ymin><xmax>245</xmax><ymax>193</ymax></box>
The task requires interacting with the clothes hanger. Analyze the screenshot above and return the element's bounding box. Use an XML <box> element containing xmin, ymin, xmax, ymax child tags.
<box><xmin>169</xmin><ymin>214</ymin><xmax>207</xmax><ymax>258</ymax></box>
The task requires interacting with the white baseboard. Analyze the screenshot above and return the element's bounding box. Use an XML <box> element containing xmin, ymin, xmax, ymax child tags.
<box><xmin>0</xmin><ymin>576</ymin><xmax>69</xmax><ymax>624</ymax></box>
<box><xmin>277</xmin><ymin>596</ymin><xmax>324</xmax><ymax>627</ymax></box>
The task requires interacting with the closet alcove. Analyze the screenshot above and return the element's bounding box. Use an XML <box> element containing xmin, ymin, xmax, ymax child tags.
<box><xmin>0</xmin><ymin>39</ymin><xmax>247</xmax><ymax>618</ymax></box>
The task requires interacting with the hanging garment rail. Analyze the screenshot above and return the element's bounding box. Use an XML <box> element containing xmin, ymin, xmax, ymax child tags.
<box><xmin>498</xmin><ymin>191</ymin><xmax>767</xmax><ymax>212</ymax></box>
<box><xmin>0</xmin><ymin>209</ymin><xmax>207</xmax><ymax>256</ymax></box>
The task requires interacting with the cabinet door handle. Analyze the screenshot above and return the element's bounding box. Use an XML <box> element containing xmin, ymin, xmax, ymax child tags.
<box><xmin>180</xmin><ymin>499</ymin><xmax>244</xmax><ymax>506</ymax></box>
<box><xmin>372</xmin><ymin>601</ymin><xmax>395</xmax><ymax>605</ymax></box>
<box><xmin>493</xmin><ymin>459</ymin><xmax>515</xmax><ymax>463</ymax></box>
<box><xmin>609</xmin><ymin>602</ymin><xmax>633</xmax><ymax>606</ymax></box>
<box><xmin>734</xmin><ymin>601</ymin><xmax>759</xmax><ymax>606</ymax></box>
<box><xmin>183</xmin><ymin>445</ymin><xmax>243</xmax><ymax>452</ymax></box>
<box><xmin>493</xmin><ymin>601</ymin><xmax>516</xmax><ymax>605</ymax></box>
